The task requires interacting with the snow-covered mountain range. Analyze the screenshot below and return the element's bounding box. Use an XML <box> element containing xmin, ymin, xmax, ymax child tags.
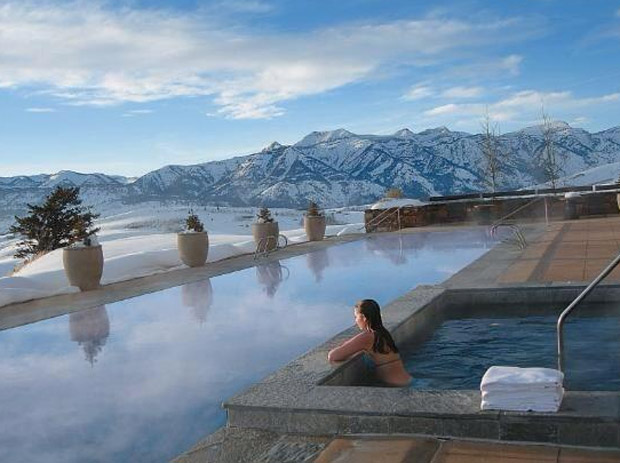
<box><xmin>1</xmin><ymin>123</ymin><xmax>620</xmax><ymax>219</ymax></box>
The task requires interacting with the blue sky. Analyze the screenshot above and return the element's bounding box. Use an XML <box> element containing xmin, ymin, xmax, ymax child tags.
<box><xmin>1</xmin><ymin>0</ymin><xmax>619</xmax><ymax>177</ymax></box>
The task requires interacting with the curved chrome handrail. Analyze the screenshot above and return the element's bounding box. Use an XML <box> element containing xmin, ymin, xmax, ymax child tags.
<box><xmin>557</xmin><ymin>252</ymin><xmax>620</xmax><ymax>371</ymax></box>
<box><xmin>488</xmin><ymin>196</ymin><xmax>545</xmax><ymax>249</ymax></box>
<box><xmin>364</xmin><ymin>206</ymin><xmax>403</xmax><ymax>233</ymax></box>
<box><xmin>253</xmin><ymin>233</ymin><xmax>288</xmax><ymax>259</ymax></box>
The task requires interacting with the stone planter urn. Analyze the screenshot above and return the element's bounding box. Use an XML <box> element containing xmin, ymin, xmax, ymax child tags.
<box><xmin>252</xmin><ymin>222</ymin><xmax>279</xmax><ymax>252</ymax></box>
<box><xmin>177</xmin><ymin>231</ymin><xmax>209</xmax><ymax>267</ymax></box>
<box><xmin>304</xmin><ymin>215</ymin><xmax>326</xmax><ymax>241</ymax></box>
<box><xmin>63</xmin><ymin>245</ymin><xmax>104</xmax><ymax>291</ymax></box>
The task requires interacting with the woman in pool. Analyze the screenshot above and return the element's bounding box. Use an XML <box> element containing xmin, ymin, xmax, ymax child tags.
<box><xmin>327</xmin><ymin>299</ymin><xmax>412</xmax><ymax>387</ymax></box>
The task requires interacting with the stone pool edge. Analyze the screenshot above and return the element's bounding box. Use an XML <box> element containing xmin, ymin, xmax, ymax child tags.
<box><xmin>223</xmin><ymin>283</ymin><xmax>620</xmax><ymax>448</ymax></box>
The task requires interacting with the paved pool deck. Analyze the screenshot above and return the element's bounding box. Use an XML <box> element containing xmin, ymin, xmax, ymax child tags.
<box><xmin>495</xmin><ymin>217</ymin><xmax>620</xmax><ymax>284</ymax></box>
<box><xmin>174</xmin><ymin>215</ymin><xmax>620</xmax><ymax>463</ymax></box>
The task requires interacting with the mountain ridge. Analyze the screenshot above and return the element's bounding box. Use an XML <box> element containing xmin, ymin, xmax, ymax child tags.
<box><xmin>1</xmin><ymin>122</ymin><xmax>620</xmax><ymax>216</ymax></box>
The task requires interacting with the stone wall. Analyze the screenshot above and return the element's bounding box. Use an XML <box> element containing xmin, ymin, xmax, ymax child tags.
<box><xmin>365</xmin><ymin>191</ymin><xmax>620</xmax><ymax>232</ymax></box>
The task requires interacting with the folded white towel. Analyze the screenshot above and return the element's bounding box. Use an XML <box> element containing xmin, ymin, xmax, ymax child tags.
<box><xmin>481</xmin><ymin>385</ymin><xmax>564</xmax><ymax>402</ymax></box>
<box><xmin>480</xmin><ymin>366</ymin><xmax>564</xmax><ymax>391</ymax></box>
<box><xmin>481</xmin><ymin>387</ymin><xmax>564</xmax><ymax>412</ymax></box>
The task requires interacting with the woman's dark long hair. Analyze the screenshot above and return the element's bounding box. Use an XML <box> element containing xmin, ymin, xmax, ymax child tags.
<box><xmin>356</xmin><ymin>299</ymin><xmax>399</xmax><ymax>354</ymax></box>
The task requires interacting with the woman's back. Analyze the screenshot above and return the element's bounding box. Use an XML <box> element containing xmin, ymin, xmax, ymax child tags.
<box><xmin>367</xmin><ymin>348</ymin><xmax>412</xmax><ymax>387</ymax></box>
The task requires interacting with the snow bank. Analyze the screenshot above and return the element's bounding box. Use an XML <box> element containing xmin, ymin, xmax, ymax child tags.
<box><xmin>0</xmin><ymin>224</ymin><xmax>362</xmax><ymax>308</ymax></box>
<box><xmin>370</xmin><ymin>198</ymin><xmax>427</xmax><ymax>209</ymax></box>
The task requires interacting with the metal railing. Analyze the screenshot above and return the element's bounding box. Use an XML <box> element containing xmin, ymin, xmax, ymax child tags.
<box><xmin>488</xmin><ymin>196</ymin><xmax>547</xmax><ymax>249</ymax></box>
<box><xmin>253</xmin><ymin>234</ymin><xmax>288</xmax><ymax>259</ymax></box>
<box><xmin>557</xmin><ymin>252</ymin><xmax>620</xmax><ymax>372</ymax></box>
<box><xmin>364</xmin><ymin>207</ymin><xmax>403</xmax><ymax>233</ymax></box>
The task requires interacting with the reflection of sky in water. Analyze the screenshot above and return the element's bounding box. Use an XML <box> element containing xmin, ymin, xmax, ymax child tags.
<box><xmin>0</xmin><ymin>229</ymin><xmax>494</xmax><ymax>462</ymax></box>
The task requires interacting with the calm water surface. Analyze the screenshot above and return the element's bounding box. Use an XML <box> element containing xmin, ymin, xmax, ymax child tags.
<box><xmin>0</xmin><ymin>229</ymin><xmax>494</xmax><ymax>462</ymax></box>
<box><xmin>402</xmin><ymin>308</ymin><xmax>620</xmax><ymax>391</ymax></box>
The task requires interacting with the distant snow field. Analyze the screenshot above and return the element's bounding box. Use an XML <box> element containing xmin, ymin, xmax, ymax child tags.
<box><xmin>0</xmin><ymin>204</ymin><xmax>365</xmax><ymax>308</ymax></box>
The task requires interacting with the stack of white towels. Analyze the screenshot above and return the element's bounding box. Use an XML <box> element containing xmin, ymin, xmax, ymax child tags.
<box><xmin>480</xmin><ymin>366</ymin><xmax>565</xmax><ymax>412</ymax></box>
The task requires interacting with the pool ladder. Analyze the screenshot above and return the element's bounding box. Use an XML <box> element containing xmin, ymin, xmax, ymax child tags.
<box><xmin>557</xmin><ymin>251</ymin><xmax>620</xmax><ymax>372</ymax></box>
<box><xmin>364</xmin><ymin>207</ymin><xmax>403</xmax><ymax>233</ymax></box>
<box><xmin>253</xmin><ymin>234</ymin><xmax>288</xmax><ymax>259</ymax></box>
<box><xmin>488</xmin><ymin>197</ymin><xmax>548</xmax><ymax>250</ymax></box>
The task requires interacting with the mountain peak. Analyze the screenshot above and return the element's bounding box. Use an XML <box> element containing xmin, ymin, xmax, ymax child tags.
<box><xmin>418</xmin><ymin>126</ymin><xmax>451</xmax><ymax>136</ymax></box>
<box><xmin>518</xmin><ymin>120</ymin><xmax>571</xmax><ymax>135</ymax></box>
<box><xmin>394</xmin><ymin>128</ymin><xmax>415</xmax><ymax>138</ymax></box>
<box><xmin>295</xmin><ymin>128</ymin><xmax>356</xmax><ymax>147</ymax></box>
<box><xmin>262</xmin><ymin>141</ymin><xmax>285</xmax><ymax>153</ymax></box>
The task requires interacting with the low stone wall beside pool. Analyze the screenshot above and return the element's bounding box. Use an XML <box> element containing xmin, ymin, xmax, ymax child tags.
<box><xmin>365</xmin><ymin>190</ymin><xmax>620</xmax><ymax>232</ymax></box>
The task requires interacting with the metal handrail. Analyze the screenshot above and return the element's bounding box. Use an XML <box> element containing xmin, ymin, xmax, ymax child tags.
<box><xmin>490</xmin><ymin>196</ymin><xmax>544</xmax><ymax>229</ymax></box>
<box><xmin>364</xmin><ymin>206</ymin><xmax>403</xmax><ymax>232</ymax></box>
<box><xmin>488</xmin><ymin>196</ymin><xmax>547</xmax><ymax>249</ymax></box>
<box><xmin>490</xmin><ymin>223</ymin><xmax>527</xmax><ymax>249</ymax></box>
<box><xmin>557</xmin><ymin>252</ymin><xmax>620</xmax><ymax>371</ymax></box>
<box><xmin>253</xmin><ymin>234</ymin><xmax>288</xmax><ymax>259</ymax></box>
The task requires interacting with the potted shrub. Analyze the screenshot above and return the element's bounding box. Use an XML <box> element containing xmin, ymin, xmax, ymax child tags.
<box><xmin>63</xmin><ymin>218</ymin><xmax>104</xmax><ymax>291</ymax></box>
<box><xmin>304</xmin><ymin>201</ymin><xmax>326</xmax><ymax>241</ymax></box>
<box><xmin>10</xmin><ymin>186</ymin><xmax>103</xmax><ymax>291</ymax></box>
<box><xmin>252</xmin><ymin>206</ymin><xmax>279</xmax><ymax>252</ymax></box>
<box><xmin>177</xmin><ymin>210</ymin><xmax>209</xmax><ymax>267</ymax></box>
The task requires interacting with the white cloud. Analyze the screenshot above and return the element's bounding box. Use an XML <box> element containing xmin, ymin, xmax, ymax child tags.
<box><xmin>501</xmin><ymin>54</ymin><xmax>523</xmax><ymax>76</ymax></box>
<box><xmin>441</xmin><ymin>86</ymin><xmax>483</xmax><ymax>99</ymax></box>
<box><xmin>403</xmin><ymin>84</ymin><xmax>434</xmax><ymax>101</ymax></box>
<box><xmin>25</xmin><ymin>107</ymin><xmax>56</xmax><ymax>113</ymax></box>
<box><xmin>425</xmin><ymin>103</ymin><xmax>460</xmax><ymax>116</ymax></box>
<box><xmin>447</xmin><ymin>54</ymin><xmax>524</xmax><ymax>80</ymax></box>
<box><xmin>122</xmin><ymin>109</ymin><xmax>154</xmax><ymax>117</ymax></box>
<box><xmin>0</xmin><ymin>2</ymin><xmax>543</xmax><ymax>119</ymax></box>
<box><xmin>423</xmin><ymin>89</ymin><xmax>620</xmax><ymax>128</ymax></box>
<box><xmin>210</xmin><ymin>0</ymin><xmax>274</xmax><ymax>14</ymax></box>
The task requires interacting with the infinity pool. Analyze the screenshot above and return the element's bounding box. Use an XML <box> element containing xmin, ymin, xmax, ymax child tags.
<box><xmin>0</xmin><ymin>229</ymin><xmax>493</xmax><ymax>463</ymax></box>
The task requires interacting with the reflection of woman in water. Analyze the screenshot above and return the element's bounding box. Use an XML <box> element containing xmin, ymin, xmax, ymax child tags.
<box><xmin>328</xmin><ymin>299</ymin><xmax>412</xmax><ymax>387</ymax></box>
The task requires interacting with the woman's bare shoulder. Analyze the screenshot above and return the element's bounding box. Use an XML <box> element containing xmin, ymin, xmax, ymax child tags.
<box><xmin>353</xmin><ymin>330</ymin><xmax>374</xmax><ymax>345</ymax></box>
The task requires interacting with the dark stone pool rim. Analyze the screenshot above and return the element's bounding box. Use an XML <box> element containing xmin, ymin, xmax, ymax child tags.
<box><xmin>224</xmin><ymin>284</ymin><xmax>620</xmax><ymax>448</ymax></box>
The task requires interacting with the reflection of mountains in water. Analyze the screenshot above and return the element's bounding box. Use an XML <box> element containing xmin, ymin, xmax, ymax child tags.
<box><xmin>69</xmin><ymin>306</ymin><xmax>110</xmax><ymax>365</ymax></box>
<box><xmin>306</xmin><ymin>248</ymin><xmax>329</xmax><ymax>282</ymax></box>
<box><xmin>256</xmin><ymin>261</ymin><xmax>288</xmax><ymax>298</ymax></box>
<box><xmin>181</xmin><ymin>279</ymin><xmax>213</xmax><ymax>324</ymax></box>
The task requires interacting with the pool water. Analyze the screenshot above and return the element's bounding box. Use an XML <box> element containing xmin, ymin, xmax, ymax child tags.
<box><xmin>0</xmin><ymin>229</ymin><xmax>493</xmax><ymax>463</ymax></box>
<box><xmin>401</xmin><ymin>307</ymin><xmax>620</xmax><ymax>391</ymax></box>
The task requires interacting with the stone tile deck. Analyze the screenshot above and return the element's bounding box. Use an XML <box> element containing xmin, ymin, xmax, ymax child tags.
<box><xmin>313</xmin><ymin>436</ymin><xmax>620</xmax><ymax>463</ymax></box>
<box><xmin>497</xmin><ymin>217</ymin><xmax>620</xmax><ymax>284</ymax></box>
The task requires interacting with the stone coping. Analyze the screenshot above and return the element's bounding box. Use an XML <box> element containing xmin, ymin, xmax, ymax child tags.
<box><xmin>224</xmin><ymin>281</ymin><xmax>620</xmax><ymax>448</ymax></box>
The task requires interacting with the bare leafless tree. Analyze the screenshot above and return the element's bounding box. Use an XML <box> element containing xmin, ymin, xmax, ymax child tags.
<box><xmin>479</xmin><ymin>109</ymin><xmax>505</xmax><ymax>195</ymax></box>
<box><xmin>537</xmin><ymin>105</ymin><xmax>565</xmax><ymax>191</ymax></box>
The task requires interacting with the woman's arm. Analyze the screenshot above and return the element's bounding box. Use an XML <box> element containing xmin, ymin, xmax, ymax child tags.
<box><xmin>327</xmin><ymin>331</ymin><xmax>374</xmax><ymax>362</ymax></box>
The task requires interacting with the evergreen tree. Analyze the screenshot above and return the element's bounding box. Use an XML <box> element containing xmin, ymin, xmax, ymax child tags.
<box><xmin>9</xmin><ymin>186</ymin><xmax>100</xmax><ymax>259</ymax></box>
